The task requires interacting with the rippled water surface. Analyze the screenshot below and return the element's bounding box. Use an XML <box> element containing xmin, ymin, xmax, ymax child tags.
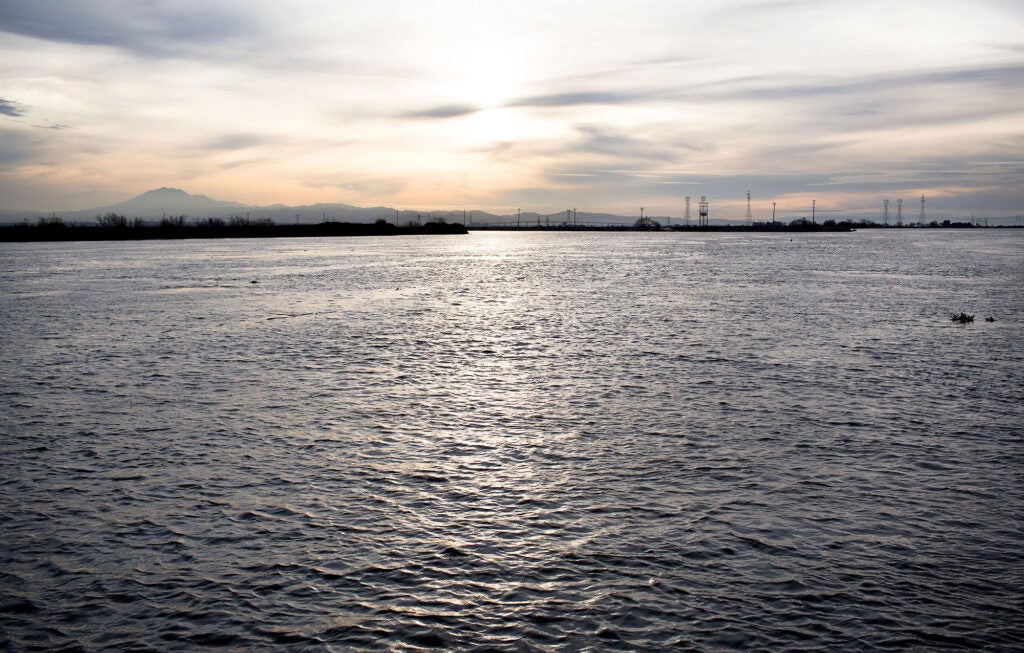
<box><xmin>2</xmin><ymin>230</ymin><xmax>1022</xmax><ymax>651</ymax></box>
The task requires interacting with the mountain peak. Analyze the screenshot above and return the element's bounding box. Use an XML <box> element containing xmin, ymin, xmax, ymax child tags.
<box><xmin>136</xmin><ymin>187</ymin><xmax>191</xmax><ymax>199</ymax></box>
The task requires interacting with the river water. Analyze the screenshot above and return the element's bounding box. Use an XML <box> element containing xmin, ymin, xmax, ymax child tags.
<box><xmin>1</xmin><ymin>229</ymin><xmax>1022</xmax><ymax>651</ymax></box>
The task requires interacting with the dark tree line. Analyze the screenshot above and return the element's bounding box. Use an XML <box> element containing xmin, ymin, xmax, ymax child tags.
<box><xmin>0</xmin><ymin>215</ymin><xmax>466</xmax><ymax>242</ymax></box>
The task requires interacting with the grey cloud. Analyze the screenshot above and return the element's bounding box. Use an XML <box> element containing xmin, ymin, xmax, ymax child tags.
<box><xmin>821</xmin><ymin>159</ymin><xmax>1024</xmax><ymax>192</ymax></box>
<box><xmin>732</xmin><ymin>0</ymin><xmax>828</xmax><ymax>15</ymax></box>
<box><xmin>988</xmin><ymin>42</ymin><xmax>1024</xmax><ymax>54</ymax></box>
<box><xmin>203</xmin><ymin>133</ymin><xmax>273</xmax><ymax>151</ymax></box>
<box><xmin>506</xmin><ymin>63</ymin><xmax>1023</xmax><ymax>121</ymax></box>
<box><xmin>507</xmin><ymin>90</ymin><xmax>649</xmax><ymax>108</ymax></box>
<box><xmin>319</xmin><ymin>179</ymin><xmax>405</xmax><ymax>197</ymax></box>
<box><xmin>0</xmin><ymin>99</ymin><xmax>27</xmax><ymax>117</ymax></box>
<box><xmin>692</xmin><ymin>64</ymin><xmax>1024</xmax><ymax>140</ymax></box>
<box><xmin>628</xmin><ymin>55</ymin><xmax>695</xmax><ymax>67</ymax></box>
<box><xmin>571</xmin><ymin>125</ymin><xmax>683</xmax><ymax>162</ymax></box>
<box><xmin>401</xmin><ymin>104</ymin><xmax>480</xmax><ymax>119</ymax></box>
<box><xmin>218</xmin><ymin>157</ymin><xmax>263</xmax><ymax>171</ymax></box>
<box><xmin>0</xmin><ymin>1</ymin><xmax>258</xmax><ymax>58</ymax></box>
<box><xmin>717</xmin><ymin>64</ymin><xmax>1024</xmax><ymax>103</ymax></box>
<box><xmin>472</xmin><ymin>125</ymin><xmax>697</xmax><ymax>168</ymax></box>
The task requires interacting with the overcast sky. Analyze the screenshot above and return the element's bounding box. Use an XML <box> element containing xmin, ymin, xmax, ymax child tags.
<box><xmin>1</xmin><ymin>0</ymin><xmax>1022</xmax><ymax>219</ymax></box>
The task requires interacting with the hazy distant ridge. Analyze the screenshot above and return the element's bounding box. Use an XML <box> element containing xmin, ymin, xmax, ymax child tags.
<box><xmin>0</xmin><ymin>188</ymin><xmax>655</xmax><ymax>226</ymax></box>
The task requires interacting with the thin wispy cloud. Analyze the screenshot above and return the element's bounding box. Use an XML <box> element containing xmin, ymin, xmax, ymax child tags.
<box><xmin>717</xmin><ymin>64</ymin><xmax>1024</xmax><ymax>102</ymax></box>
<box><xmin>507</xmin><ymin>91</ymin><xmax>651</xmax><ymax>108</ymax></box>
<box><xmin>202</xmin><ymin>133</ymin><xmax>276</xmax><ymax>152</ymax></box>
<box><xmin>401</xmin><ymin>104</ymin><xmax>481</xmax><ymax>120</ymax></box>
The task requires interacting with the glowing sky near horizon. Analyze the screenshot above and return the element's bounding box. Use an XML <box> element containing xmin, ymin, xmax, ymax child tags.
<box><xmin>1</xmin><ymin>0</ymin><xmax>1022</xmax><ymax>219</ymax></box>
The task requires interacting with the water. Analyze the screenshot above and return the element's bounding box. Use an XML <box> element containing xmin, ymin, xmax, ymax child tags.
<box><xmin>1</xmin><ymin>230</ymin><xmax>1022</xmax><ymax>651</ymax></box>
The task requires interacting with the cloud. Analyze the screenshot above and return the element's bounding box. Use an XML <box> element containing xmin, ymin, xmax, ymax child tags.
<box><xmin>570</xmin><ymin>125</ymin><xmax>682</xmax><ymax>162</ymax></box>
<box><xmin>507</xmin><ymin>90</ymin><xmax>649</xmax><ymax>108</ymax></box>
<box><xmin>203</xmin><ymin>133</ymin><xmax>274</xmax><ymax>152</ymax></box>
<box><xmin>306</xmin><ymin>177</ymin><xmax>405</xmax><ymax>198</ymax></box>
<box><xmin>400</xmin><ymin>104</ymin><xmax>480</xmax><ymax>119</ymax></box>
<box><xmin>988</xmin><ymin>41</ymin><xmax>1024</xmax><ymax>54</ymax></box>
<box><xmin>722</xmin><ymin>64</ymin><xmax>1024</xmax><ymax>102</ymax></box>
<box><xmin>0</xmin><ymin>99</ymin><xmax>27</xmax><ymax>117</ymax></box>
<box><xmin>0</xmin><ymin>0</ymin><xmax>259</xmax><ymax>58</ymax></box>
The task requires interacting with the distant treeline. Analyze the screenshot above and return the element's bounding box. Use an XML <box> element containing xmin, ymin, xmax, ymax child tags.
<box><xmin>1</xmin><ymin>214</ymin><xmax>1004</xmax><ymax>242</ymax></box>
<box><xmin>467</xmin><ymin>217</ymin><xmax>998</xmax><ymax>232</ymax></box>
<box><xmin>671</xmin><ymin>218</ymin><xmax>987</xmax><ymax>232</ymax></box>
<box><xmin>0</xmin><ymin>214</ymin><xmax>468</xmax><ymax>242</ymax></box>
<box><xmin>470</xmin><ymin>219</ymin><xmax>859</xmax><ymax>232</ymax></box>
<box><xmin>677</xmin><ymin>218</ymin><xmax>990</xmax><ymax>231</ymax></box>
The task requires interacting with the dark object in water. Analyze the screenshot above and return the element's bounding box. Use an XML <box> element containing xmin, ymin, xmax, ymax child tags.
<box><xmin>985</xmin><ymin>316</ymin><xmax>995</xmax><ymax>322</ymax></box>
<box><xmin>951</xmin><ymin>312</ymin><xmax>974</xmax><ymax>323</ymax></box>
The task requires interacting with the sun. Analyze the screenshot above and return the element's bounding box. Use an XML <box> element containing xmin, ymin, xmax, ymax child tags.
<box><xmin>450</xmin><ymin>48</ymin><xmax>524</xmax><ymax>110</ymax></box>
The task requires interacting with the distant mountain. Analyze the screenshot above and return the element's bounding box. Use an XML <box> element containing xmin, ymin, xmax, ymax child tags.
<box><xmin>0</xmin><ymin>188</ymin><xmax>391</xmax><ymax>224</ymax></box>
<box><xmin>0</xmin><ymin>187</ymin><xmax>674</xmax><ymax>226</ymax></box>
<box><xmin>55</xmin><ymin>187</ymin><xmax>251</xmax><ymax>222</ymax></box>
<box><xmin>114</xmin><ymin>187</ymin><xmax>245</xmax><ymax>213</ymax></box>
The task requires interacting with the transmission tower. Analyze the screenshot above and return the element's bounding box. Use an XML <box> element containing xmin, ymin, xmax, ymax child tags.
<box><xmin>699</xmin><ymin>196</ymin><xmax>709</xmax><ymax>227</ymax></box>
<box><xmin>883</xmin><ymin>199</ymin><xmax>889</xmax><ymax>226</ymax></box>
<box><xmin>919</xmin><ymin>194</ymin><xmax>926</xmax><ymax>224</ymax></box>
<box><xmin>896</xmin><ymin>199</ymin><xmax>903</xmax><ymax>226</ymax></box>
<box><xmin>745</xmin><ymin>190</ymin><xmax>752</xmax><ymax>224</ymax></box>
<box><xmin>684</xmin><ymin>196</ymin><xmax>691</xmax><ymax>226</ymax></box>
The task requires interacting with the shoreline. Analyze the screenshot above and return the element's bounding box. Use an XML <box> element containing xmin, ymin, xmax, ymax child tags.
<box><xmin>2</xmin><ymin>219</ymin><xmax>1015</xmax><ymax>243</ymax></box>
<box><xmin>0</xmin><ymin>220</ymin><xmax>468</xmax><ymax>243</ymax></box>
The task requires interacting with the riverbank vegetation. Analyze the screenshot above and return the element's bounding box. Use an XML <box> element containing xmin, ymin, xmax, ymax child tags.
<box><xmin>0</xmin><ymin>215</ymin><xmax>467</xmax><ymax>242</ymax></box>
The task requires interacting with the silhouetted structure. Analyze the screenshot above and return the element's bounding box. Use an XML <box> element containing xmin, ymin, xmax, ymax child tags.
<box><xmin>0</xmin><ymin>218</ymin><xmax>467</xmax><ymax>242</ymax></box>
